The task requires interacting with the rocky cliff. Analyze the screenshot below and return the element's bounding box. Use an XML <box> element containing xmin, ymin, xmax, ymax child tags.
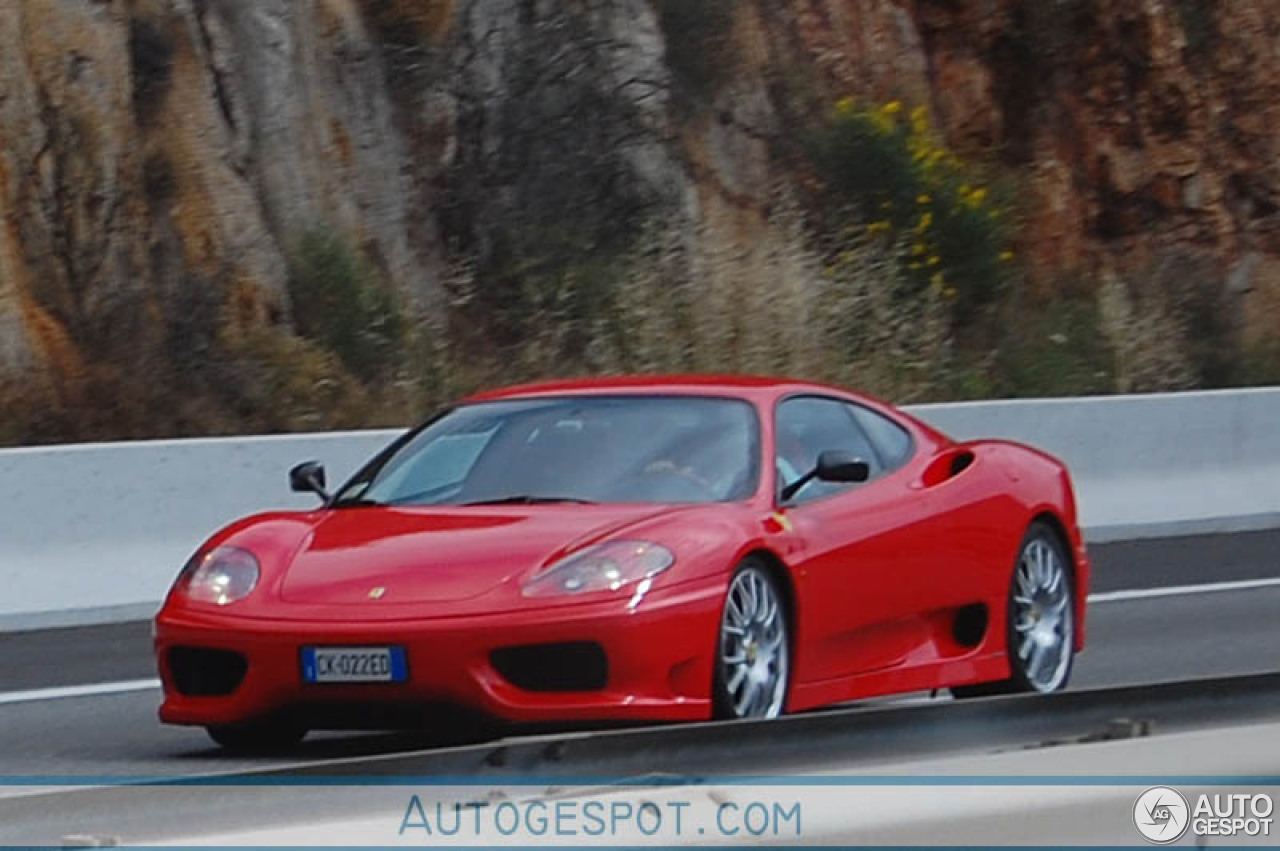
<box><xmin>0</xmin><ymin>0</ymin><xmax>1276</xmax><ymax>442</ymax></box>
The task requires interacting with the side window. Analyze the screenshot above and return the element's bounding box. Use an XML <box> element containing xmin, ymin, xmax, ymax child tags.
<box><xmin>848</xmin><ymin>404</ymin><xmax>914</xmax><ymax>471</ymax></box>
<box><xmin>775</xmin><ymin>397</ymin><xmax>881</xmax><ymax>503</ymax></box>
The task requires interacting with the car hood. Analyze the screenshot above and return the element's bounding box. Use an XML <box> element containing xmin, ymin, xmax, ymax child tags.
<box><xmin>277</xmin><ymin>504</ymin><xmax>679</xmax><ymax>606</ymax></box>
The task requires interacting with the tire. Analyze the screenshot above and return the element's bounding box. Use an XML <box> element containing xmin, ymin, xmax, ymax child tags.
<box><xmin>712</xmin><ymin>560</ymin><xmax>791</xmax><ymax>719</ymax></box>
<box><xmin>953</xmin><ymin>522</ymin><xmax>1076</xmax><ymax>698</ymax></box>
<box><xmin>206</xmin><ymin>718</ymin><xmax>308</xmax><ymax>753</ymax></box>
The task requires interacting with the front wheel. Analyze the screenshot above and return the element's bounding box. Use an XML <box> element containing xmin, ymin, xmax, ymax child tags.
<box><xmin>712</xmin><ymin>561</ymin><xmax>791</xmax><ymax>719</ymax></box>
<box><xmin>954</xmin><ymin>523</ymin><xmax>1076</xmax><ymax>698</ymax></box>
<box><xmin>206</xmin><ymin>718</ymin><xmax>308</xmax><ymax>753</ymax></box>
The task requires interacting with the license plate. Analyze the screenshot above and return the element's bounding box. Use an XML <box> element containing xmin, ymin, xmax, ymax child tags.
<box><xmin>301</xmin><ymin>646</ymin><xmax>407</xmax><ymax>684</ymax></box>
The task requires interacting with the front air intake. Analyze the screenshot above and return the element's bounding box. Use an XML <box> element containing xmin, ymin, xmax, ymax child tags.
<box><xmin>491</xmin><ymin>642</ymin><xmax>608</xmax><ymax>692</ymax></box>
<box><xmin>167</xmin><ymin>646</ymin><xmax>249</xmax><ymax>697</ymax></box>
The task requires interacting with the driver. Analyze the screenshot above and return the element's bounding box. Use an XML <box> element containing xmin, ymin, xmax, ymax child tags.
<box><xmin>775</xmin><ymin>426</ymin><xmax>812</xmax><ymax>498</ymax></box>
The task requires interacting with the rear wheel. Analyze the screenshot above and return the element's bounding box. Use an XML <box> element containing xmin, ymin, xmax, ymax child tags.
<box><xmin>712</xmin><ymin>561</ymin><xmax>791</xmax><ymax>719</ymax></box>
<box><xmin>206</xmin><ymin>719</ymin><xmax>308</xmax><ymax>753</ymax></box>
<box><xmin>953</xmin><ymin>523</ymin><xmax>1075</xmax><ymax>698</ymax></box>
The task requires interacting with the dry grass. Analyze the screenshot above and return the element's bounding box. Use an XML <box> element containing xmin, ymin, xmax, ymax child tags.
<box><xmin>414</xmin><ymin>200</ymin><xmax>957</xmax><ymax>407</ymax></box>
<box><xmin>1096</xmin><ymin>272</ymin><xmax>1197</xmax><ymax>393</ymax></box>
<box><xmin>0</xmin><ymin>197</ymin><xmax>966</xmax><ymax>447</ymax></box>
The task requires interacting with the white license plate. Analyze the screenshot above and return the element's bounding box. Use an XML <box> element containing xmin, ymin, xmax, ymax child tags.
<box><xmin>301</xmin><ymin>646</ymin><xmax>407</xmax><ymax>684</ymax></box>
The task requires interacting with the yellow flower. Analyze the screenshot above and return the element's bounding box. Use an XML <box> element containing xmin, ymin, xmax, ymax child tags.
<box><xmin>911</xmin><ymin>241</ymin><xmax>927</xmax><ymax>256</ymax></box>
<box><xmin>917</xmin><ymin>193</ymin><xmax>932</xmax><ymax>205</ymax></box>
<box><xmin>882</xmin><ymin>100</ymin><xmax>903</xmax><ymax>116</ymax></box>
<box><xmin>916</xmin><ymin>212</ymin><xmax>933</xmax><ymax>231</ymax></box>
<box><xmin>999</xmin><ymin>250</ymin><xmax>1015</xmax><ymax>262</ymax></box>
<box><xmin>944</xmin><ymin>286</ymin><xmax>958</xmax><ymax>299</ymax></box>
<box><xmin>968</xmin><ymin>187</ymin><xmax>989</xmax><ymax>205</ymax></box>
<box><xmin>836</xmin><ymin>96</ymin><xmax>855</xmax><ymax>115</ymax></box>
<box><xmin>910</xmin><ymin>106</ymin><xmax>929</xmax><ymax>133</ymax></box>
<box><xmin>928</xmin><ymin>255</ymin><xmax>941</xmax><ymax>266</ymax></box>
<box><xmin>866</xmin><ymin>220</ymin><xmax>892</xmax><ymax>234</ymax></box>
<box><xmin>931</xmin><ymin>272</ymin><xmax>945</xmax><ymax>287</ymax></box>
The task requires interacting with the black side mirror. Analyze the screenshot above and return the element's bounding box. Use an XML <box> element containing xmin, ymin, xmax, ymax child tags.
<box><xmin>816</xmin><ymin>450</ymin><xmax>871</xmax><ymax>484</ymax></box>
<box><xmin>780</xmin><ymin>450</ymin><xmax>870</xmax><ymax>502</ymax></box>
<box><xmin>290</xmin><ymin>461</ymin><xmax>330</xmax><ymax>502</ymax></box>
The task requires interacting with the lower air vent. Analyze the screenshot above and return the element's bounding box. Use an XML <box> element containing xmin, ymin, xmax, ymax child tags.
<box><xmin>168</xmin><ymin>646</ymin><xmax>249</xmax><ymax>697</ymax></box>
<box><xmin>491</xmin><ymin>642</ymin><xmax>608</xmax><ymax>692</ymax></box>
<box><xmin>952</xmin><ymin>603</ymin><xmax>989</xmax><ymax>648</ymax></box>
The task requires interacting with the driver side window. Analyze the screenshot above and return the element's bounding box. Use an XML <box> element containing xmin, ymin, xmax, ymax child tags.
<box><xmin>776</xmin><ymin>397</ymin><xmax>881</xmax><ymax>503</ymax></box>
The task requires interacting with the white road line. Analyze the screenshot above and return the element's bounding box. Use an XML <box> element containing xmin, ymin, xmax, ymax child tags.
<box><xmin>0</xmin><ymin>678</ymin><xmax>160</xmax><ymax>706</ymax></box>
<box><xmin>1089</xmin><ymin>576</ymin><xmax>1280</xmax><ymax>604</ymax></box>
<box><xmin>1</xmin><ymin>577</ymin><xmax>1279</xmax><ymax>708</ymax></box>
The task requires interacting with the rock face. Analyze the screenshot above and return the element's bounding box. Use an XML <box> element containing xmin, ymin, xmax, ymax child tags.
<box><xmin>927</xmin><ymin>0</ymin><xmax>1279</xmax><ymax>284</ymax></box>
<box><xmin>0</xmin><ymin>0</ymin><xmax>433</xmax><ymax>377</ymax></box>
<box><xmin>0</xmin><ymin>0</ymin><xmax>1276</xmax><ymax>432</ymax></box>
<box><xmin>438</xmin><ymin>0</ymin><xmax>690</xmax><ymax>302</ymax></box>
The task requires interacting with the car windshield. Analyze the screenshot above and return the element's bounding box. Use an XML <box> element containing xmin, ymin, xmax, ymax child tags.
<box><xmin>334</xmin><ymin>396</ymin><xmax>761</xmax><ymax>507</ymax></box>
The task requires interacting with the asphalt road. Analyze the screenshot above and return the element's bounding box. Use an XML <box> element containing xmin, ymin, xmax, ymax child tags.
<box><xmin>0</xmin><ymin>529</ymin><xmax>1277</xmax><ymax>778</ymax></box>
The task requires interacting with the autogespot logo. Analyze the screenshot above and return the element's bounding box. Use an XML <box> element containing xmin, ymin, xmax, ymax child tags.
<box><xmin>1134</xmin><ymin>786</ymin><xmax>1190</xmax><ymax>844</ymax></box>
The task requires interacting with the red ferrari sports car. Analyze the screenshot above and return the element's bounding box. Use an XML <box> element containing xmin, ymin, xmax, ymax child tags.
<box><xmin>155</xmin><ymin>376</ymin><xmax>1089</xmax><ymax>750</ymax></box>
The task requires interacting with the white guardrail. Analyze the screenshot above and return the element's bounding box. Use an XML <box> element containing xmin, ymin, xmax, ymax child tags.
<box><xmin>1</xmin><ymin>388</ymin><xmax>1277</xmax><ymax>631</ymax></box>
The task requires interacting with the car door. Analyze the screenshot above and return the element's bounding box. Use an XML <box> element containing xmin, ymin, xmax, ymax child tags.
<box><xmin>778</xmin><ymin>396</ymin><xmax>948</xmax><ymax>683</ymax></box>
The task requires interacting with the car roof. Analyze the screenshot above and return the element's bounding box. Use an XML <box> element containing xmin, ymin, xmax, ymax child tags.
<box><xmin>456</xmin><ymin>375</ymin><xmax>947</xmax><ymax>450</ymax></box>
<box><xmin>461</xmin><ymin>374</ymin><xmax>865</xmax><ymax>405</ymax></box>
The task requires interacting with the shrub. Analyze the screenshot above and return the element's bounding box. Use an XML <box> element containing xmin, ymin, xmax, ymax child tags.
<box><xmin>992</xmin><ymin>295</ymin><xmax>1116</xmax><ymax>397</ymax></box>
<box><xmin>809</xmin><ymin>237</ymin><xmax>958</xmax><ymax>401</ymax></box>
<box><xmin>211</xmin><ymin>321</ymin><xmax>387</xmax><ymax>433</ymax></box>
<box><xmin>359</xmin><ymin>0</ymin><xmax>453</xmax><ymax>87</ymax></box>
<box><xmin>286</xmin><ymin>227</ymin><xmax>406</xmax><ymax>382</ymax></box>
<box><xmin>581</xmin><ymin>209</ymin><xmax>956</xmax><ymax>403</ymax></box>
<box><xmin>807</xmin><ymin>100</ymin><xmax>1015</xmax><ymax>330</ymax></box>
<box><xmin>655</xmin><ymin>0</ymin><xmax>741</xmax><ymax>105</ymax></box>
<box><xmin>1237</xmin><ymin>336</ymin><xmax>1280</xmax><ymax>387</ymax></box>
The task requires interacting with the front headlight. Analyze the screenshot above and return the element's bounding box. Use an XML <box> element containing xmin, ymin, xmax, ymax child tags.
<box><xmin>177</xmin><ymin>546</ymin><xmax>261</xmax><ymax>606</ymax></box>
<box><xmin>522</xmin><ymin>541</ymin><xmax>674</xmax><ymax>598</ymax></box>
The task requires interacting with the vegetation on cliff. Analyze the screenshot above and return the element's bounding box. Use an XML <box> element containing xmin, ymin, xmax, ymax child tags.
<box><xmin>0</xmin><ymin>0</ymin><xmax>1276</xmax><ymax>445</ymax></box>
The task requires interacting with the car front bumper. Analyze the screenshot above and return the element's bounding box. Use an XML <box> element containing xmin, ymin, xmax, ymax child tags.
<box><xmin>154</xmin><ymin>579</ymin><xmax>724</xmax><ymax>729</ymax></box>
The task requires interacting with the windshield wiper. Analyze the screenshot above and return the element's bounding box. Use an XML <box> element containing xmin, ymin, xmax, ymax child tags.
<box><xmin>459</xmin><ymin>495</ymin><xmax>597</xmax><ymax>507</ymax></box>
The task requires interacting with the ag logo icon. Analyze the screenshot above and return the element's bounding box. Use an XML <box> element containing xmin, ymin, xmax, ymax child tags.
<box><xmin>1134</xmin><ymin>786</ymin><xmax>1190</xmax><ymax>843</ymax></box>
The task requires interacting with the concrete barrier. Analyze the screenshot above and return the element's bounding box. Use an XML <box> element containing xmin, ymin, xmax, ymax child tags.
<box><xmin>1</xmin><ymin>388</ymin><xmax>1276</xmax><ymax>630</ymax></box>
<box><xmin>0</xmin><ymin>430</ymin><xmax>397</xmax><ymax>631</ymax></box>
<box><xmin>914</xmin><ymin>387</ymin><xmax>1280</xmax><ymax>542</ymax></box>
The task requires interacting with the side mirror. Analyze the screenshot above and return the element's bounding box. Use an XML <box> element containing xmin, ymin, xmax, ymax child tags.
<box><xmin>290</xmin><ymin>461</ymin><xmax>330</xmax><ymax>502</ymax></box>
<box><xmin>816</xmin><ymin>450</ymin><xmax>870</xmax><ymax>484</ymax></box>
<box><xmin>780</xmin><ymin>450</ymin><xmax>870</xmax><ymax>502</ymax></box>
